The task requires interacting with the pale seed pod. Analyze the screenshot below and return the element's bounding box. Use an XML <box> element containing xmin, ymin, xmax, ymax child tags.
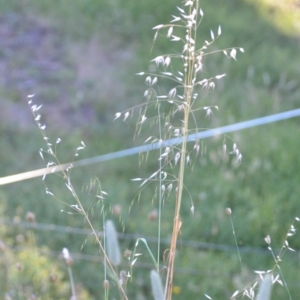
<box><xmin>256</xmin><ymin>274</ymin><xmax>272</xmax><ymax>300</ymax></box>
<box><xmin>264</xmin><ymin>235</ymin><xmax>271</xmax><ymax>245</ymax></box>
<box><xmin>190</xmin><ymin>205</ymin><xmax>194</xmax><ymax>215</ymax></box>
<box><xmin>62</xmin><ymin>248</ymin><xmax>74</xmax><ymax>266</ymax></box>
<box><xmin>123</xmin><ymin>249</ymin><xmax>132</xmax><ymax>260</ymax></box>
<box><xmin>103</xmin><ymin>279</ymin><xmax>110</xmax><ymax>290</ymax></box>
<box><xmin>148</xmin><ymin>209</ymin><xmax>158</xmax><ymax>221</ymax></box>
<box><xmin>119</xmin><ymin>270</ymin><xmax>127</xmax><ymax>285</ymax></box>
<box><xmin>225</xmin><ymin>208</ymin><xmax>232</xmax><ymax>215</ymax></box>
<box><xmin>105</xmin><ymin>220</ymin><xmax>121</xmax><ymax>266</ymax></box>
<box><xmin>26</xmin><ymin>211</ymin><xmax>35</xmax><ymax>223</ymax></box>
<box><xmin>112</xmin><ymin>204</ymin><xmax>122</xmax><ymax>217</ymax></box>
<box><xmin>150</xmin><ymin>270</ymin><xmax>164</xmax><ymax>300</ymax></box>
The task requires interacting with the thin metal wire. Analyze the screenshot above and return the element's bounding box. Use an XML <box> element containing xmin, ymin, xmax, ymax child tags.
<box><xmin>1</xmin><ymin>108</ymin><xmax>300</xmax><ymax>185</ymax></box>
<box><xmin>2</xmin><ymin>218</ymin><xmax>294</xmax><ymax>255</ymax></box>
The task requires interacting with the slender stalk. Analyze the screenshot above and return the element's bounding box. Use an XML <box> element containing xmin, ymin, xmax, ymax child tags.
<box><xmin>165</xmin><ymin>3</ymin><xmax>198</xmax><ymax>297</ymax></box>
<box><xmin>165</xmin><ymin>94</ymin><xmax>192</xmax><ymax>300</ymax></box>
<box><xmin>229</xmin><ymin>213</ymin><xmax>245</xmax><ymax>286</ymax></box>
<box><xmin>67</xmin><ymin>265</ymin><xmax>76</xmax><ymax>300</ymax></box>
<box><xmin>102</xmin><ymin>206</ymin><xmax>108</xmax><ymax>300</ymax></box>
<box><xmin>165</xmin><ymin>72</ymin><xmax>194</xmax><ymax>300</ymax></box>
<box><xmin>81</xmin><ymin>204</ymin><xmax>128</xmax><ymax>299</ymax></box>
<box><xmin>157</xmin><ymin>101</ymin><xmax>163</xmax><ymax>270</ymax></box>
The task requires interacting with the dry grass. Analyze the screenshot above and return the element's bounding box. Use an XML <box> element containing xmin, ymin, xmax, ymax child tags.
<box><xmin>116</xmin><ymin>0</ymin><xmax>244</xmax><ymax>298</ymax></box>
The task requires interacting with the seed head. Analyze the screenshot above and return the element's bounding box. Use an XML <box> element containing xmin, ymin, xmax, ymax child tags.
<box><xmin>148</xmin><ymin>209</ymin><xmax>158</xmax><ymax>221</ymax></box>
<box><xmin>62</xmin><ymin>248</ymin><xmax>74</xmax><ymax>266</ymax></box>
<box><xmin>150</xmin><ymin>270</ymin><xmax>164</xmax><ymax>300</ymax></box>
<box><xmin>112</xmin><ymin>204</ymin><xmax>122</xmax><ymax>216</ymax></box>
<box><xmin>26</xmin><ymin>211</ymin><xmax>36</xmax><ymax>223</ymax></box>
<box><xmin>225</xmin><ymin>208</ymin><xmax>232</xmax><ymax>215</ymax></box>
<box><xmin>119</xmin><ymin>270</ymin><xmax>128</xmax><ymax>285</ymax></box>
<box><xmin>124</xmin><ymin>249</ymin><xmax>132</xmax><ymax>260</ymax></box>
<box><xmin>103</xmin><ymin>280</ymin><xmax>110</xmax><ymax>290</ymax></box>
<box><xmin>105</xmin><ymin>220</ymin><xmax>121</xmax><ymax>266</ymax></box>
<box><xmin>190</xmin><ymin>205</ymin><xmax>194</xmax><ymax>215</ymax></box>
<box><xmin>264</xmin><ymin>235</ymin><xmax>271</xmax><ymax>245</ymax></box>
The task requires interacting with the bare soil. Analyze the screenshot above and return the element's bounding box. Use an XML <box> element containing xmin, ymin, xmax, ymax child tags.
<box><xmin>0</xmin><ymin>12</ymin><xmax>133</xmax><ymax>131</ymax></box>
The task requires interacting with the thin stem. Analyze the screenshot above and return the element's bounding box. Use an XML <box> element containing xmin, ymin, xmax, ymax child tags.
<box><xmin>165</xmin><ymin>11</ymin><xmax>195</xmax><ymax>295</ymax></box>
<box><xmin>229</xmin><ymin>214</ymin><xmax>245</xmax><ymax>286</ymax></box>
<box><xmin>157</xmin><ymin>101</ymin><xmax>163</xmax><ymax>270</ymax></box>
<box><xmin>269</xmin><ymin>246</ymin><xmax>292</xmax><ymax>300</ymax></box>
<box><xmin>82</xmin><ymin>206</ymin><xmax>128</xmax><ymax>299</ymax></box>
<box><xmin>102</xmin><ymin>204</ymin><xmax>107</xmax><ymax>283</ymax></box>
<box><xmin>68</xmin><ymin>266</ymin><xmax>76</xmax><ymax>300</ymax></box>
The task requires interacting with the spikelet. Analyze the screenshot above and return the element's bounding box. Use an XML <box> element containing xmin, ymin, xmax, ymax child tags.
<box><xmin>150</xmin><ymin>270</ymin><xmax>165</xmax><ymax>300</ymax></box>
<box><xmin>256</xmin><ymin>274</ymin><xmax>272</xmax><ymax>300</ymax></box>
<box><xmin>105</xmin><ymin>220</ymin><xmax>121</xmax><ymax>266</ymax></box>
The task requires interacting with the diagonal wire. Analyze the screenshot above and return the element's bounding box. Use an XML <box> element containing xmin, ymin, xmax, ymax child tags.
<box><xmin>1</xmin><ymin>108</ymin><xmax>300</xmax><ymax>185</ymax></box>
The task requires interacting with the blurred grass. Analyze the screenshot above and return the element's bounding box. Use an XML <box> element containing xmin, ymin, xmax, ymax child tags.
<box><xmin>1</xmin><ymin>0</ymin><xmax>300</xmax><ymax>298</ymax></box>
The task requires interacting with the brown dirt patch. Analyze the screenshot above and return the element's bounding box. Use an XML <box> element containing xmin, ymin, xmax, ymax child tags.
<box><xmin>0</xmin><ymin>12</ymin><xmax>133</xmax><ymax>131</ymax></box>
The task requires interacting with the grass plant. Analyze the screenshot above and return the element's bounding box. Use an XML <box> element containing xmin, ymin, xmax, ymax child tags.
<box><xmin>26</xmin><ymin>0</ymin><xmax>242</xmax><ymax>295</ymax></box>
<box><xmin>27</xmin><ymin>96</ymin><xmax>129</xmax><ymax>300</ymax></box>
<box><xmin>116</xmin><ymin>1</ymin><xmax>243</xmax><ymax>298</ymax></box>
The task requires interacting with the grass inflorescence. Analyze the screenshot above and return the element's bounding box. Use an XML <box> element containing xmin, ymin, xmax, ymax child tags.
<box><xmin>115</xmin><ymin>1</ymin><xmax>243</xmax><ymax>298</ymax></box>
